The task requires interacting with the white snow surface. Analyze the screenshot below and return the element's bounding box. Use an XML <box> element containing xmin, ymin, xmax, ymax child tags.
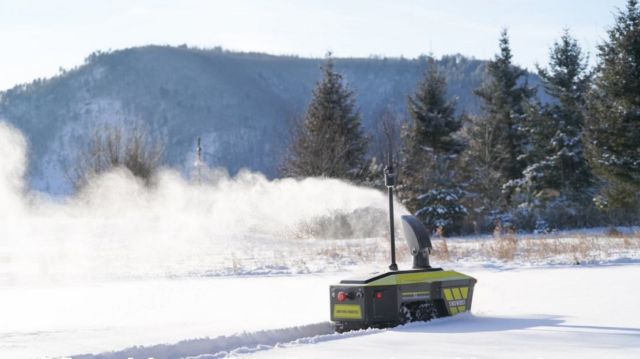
<box><xmin>1</xmin><ymin>264</ymin><xmax>639</xmax><ymax>359</ymax></box>
<box><xmin>248</xmin><ymin>264</ymin><xmax>640</xmax><ymax>359</ymax></box>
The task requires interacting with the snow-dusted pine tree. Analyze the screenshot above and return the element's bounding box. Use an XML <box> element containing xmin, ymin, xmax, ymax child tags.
<box><xmin>400</xmin><ymin>58</ymin><xmax>466</xmax><ymax>235</ymax></box>
<box><xmin>470</xmin><ymin>30</ymin><xmax>536</xmax><ymax>208</ymax></box>
<box><xmin>461</xmin><ymin>30</ymin><xmax>535</xmax><ymax>231</ymax></box>
<box><xmin>585</xmin><ymin>0</ymin><xmax>640</xmax><ymax>215</ymax></box>
<box><xmin>282</xmin><ymin>56</ymin><xmax>368</xmax><ymax>180</ymax></box>
<box><xmin>505</xmin><ymin>30</ymin><xmax>595</xmax><ymax>229</ymax></box>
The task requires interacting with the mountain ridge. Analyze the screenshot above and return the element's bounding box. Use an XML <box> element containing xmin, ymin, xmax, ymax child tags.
<box><xmin>0</xmin><ymin>45</ymin><xmax>537</xmax><ymax>194</ymax></box>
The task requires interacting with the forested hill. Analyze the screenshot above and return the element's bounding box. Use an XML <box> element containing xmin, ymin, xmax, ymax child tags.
<box><xmin>0</xmin><ymin>45</ymin><xmax>538</xmax><ymax>194</ymax></box>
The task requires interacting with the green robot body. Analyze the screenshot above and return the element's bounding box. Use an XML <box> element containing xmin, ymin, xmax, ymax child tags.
<box><xmin>329</xmin><ymin>159</ymin><xmax>477</xmax><ymax>332</ymax></box>
<box><xmin>330</xmin><ymin>267</ymin><xmax>476</xmax><ymax>332</ymax></box>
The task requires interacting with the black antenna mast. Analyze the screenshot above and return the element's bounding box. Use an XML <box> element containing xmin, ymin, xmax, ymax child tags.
<box><xmin>384</xmin><ymin>152</ymin><xmax>398</xmax><ymax>271</ymax></box>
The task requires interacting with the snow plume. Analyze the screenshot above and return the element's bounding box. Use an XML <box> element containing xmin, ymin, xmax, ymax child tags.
<box><xmin>0</xmin><ymin>122</ymin><xmax>27</xmax><ymax>216</ymax></box>
<box><xmin>0</xmin><ymin>122</ymin><xmax>402</xmax><ymax>283</ymax></box>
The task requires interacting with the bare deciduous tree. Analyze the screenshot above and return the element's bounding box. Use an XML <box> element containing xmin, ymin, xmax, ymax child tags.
<box><xmin>68</xmin><ymin>122</ymin><xmax>164</xmax><ymax>190</ymax></box>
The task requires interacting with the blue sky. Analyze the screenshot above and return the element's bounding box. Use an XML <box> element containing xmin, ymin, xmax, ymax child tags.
<box><xmin>0</xmin><ymin>0</ymin><xmax>627</xmax><ymax>90</ymax></box>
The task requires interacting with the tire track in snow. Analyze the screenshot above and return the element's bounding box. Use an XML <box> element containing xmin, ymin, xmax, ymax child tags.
<box><xmin>71</xmin><ymin>322</ymin><xmax>383</xmax><ymax>359</ymax></box>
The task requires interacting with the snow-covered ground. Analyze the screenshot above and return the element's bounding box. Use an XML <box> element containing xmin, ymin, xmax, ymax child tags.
<box><xmin>1</xmin><ymin>263</ymin><xmax>639</xmax><ymax>359</ymax></box>
<box><xmin>249</xmin><ymin>264</ymin><xmax>640</xmax><ymax>359</ymax></box>
<box><xmin>0</xmin><ymin>274</ymin><xmax>339</xmax><ymax>358</ymax></box>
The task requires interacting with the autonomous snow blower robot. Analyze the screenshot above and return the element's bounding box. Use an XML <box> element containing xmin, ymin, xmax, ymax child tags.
<box><xmin>329</xmin><ymin>159</ymin><xmax>477</xmax><ymax>332</ymax></box>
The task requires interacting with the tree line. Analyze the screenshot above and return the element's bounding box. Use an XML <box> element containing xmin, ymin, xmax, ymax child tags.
<box><xmin>283</xmin><ymin>0</ymin><xmax>640</xmax><ymax>235</ymax></box>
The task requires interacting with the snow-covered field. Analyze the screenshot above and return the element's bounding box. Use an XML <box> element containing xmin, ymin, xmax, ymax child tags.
<box><xmin>1</xmin><ymin>263</ymin><xmax>639</xmax><ymax>359</ymax></box>
<box><xmin>1</xmin><ymin>122</ymin><xmax>639</xmax><ymax>359</ymax></box>
<box><xmin>249</xmin><ymin>264</ymin><xmax>640</xmax><ymax>359</ymax></box>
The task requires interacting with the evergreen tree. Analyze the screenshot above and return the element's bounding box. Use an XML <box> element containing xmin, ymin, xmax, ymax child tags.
<box><xmin>283</xmin><ymin>57</ymin><xmax>368</xmax><ymax>180</ymax></box>
<box><xmin>537</xmin><ymin>30</ymin><xmax>592</xmax><ymax>194</ymax></box>
<box><xmin>585</xmin><ymin>0</ymin><xmax>640</xmax><ymax>214</ymax></box>
<box><xmin>469</xmin><ymin>29</ymin><xmax>535</xmax><ymax>208</ymax></box>
<box><xmin>507</xmin><ymin>30</ymin><xmax>594</xmax><ymax>229</ymax></box>
<box><xmin>459</xmin><ymin>113</ymin><xmax>504</xmax><ymax>232</ymax></box>
<box><xmin>401</xmin><ymin>59</ymin><xmax>466</xmax><ymax>235</ymax></box>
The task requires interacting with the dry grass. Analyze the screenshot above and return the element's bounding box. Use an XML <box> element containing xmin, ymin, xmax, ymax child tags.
<box><xmin>321</xmin><ymin>229</ymin><xmax>640</xmax><ymax>268</ymax></box>
<box><xmin>227</xmin><ymin>228</ymin><xmax>640</xmax><ymax>275</ymax></box>
<box><xmin>484</xmin><ymin>230</ymin><xmax>518</xmax><ymax>261</ymax></box>
<box><xmin>204</xmin><ymin>230</ymin><xmax>640</xmax><ymax>279</ymax></box>
<box><xmin>314</xmin><ymin>239</ymin><xmax>399</xmax><ymax>265</ymax></box>
<box><xmin>434</xmin><ymin>229</ymin><xmax>640</xmax><ymax>264</ymax></box>
<box><xmin>431</xmin><ymin>236</ymin><xmax>450</xmax><ymax>261</ymax></box>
